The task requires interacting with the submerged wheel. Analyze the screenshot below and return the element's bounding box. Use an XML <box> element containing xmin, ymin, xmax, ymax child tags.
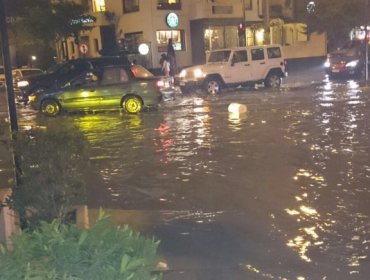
<box><xmin>41</xmin><ymin>99</ymin><xmax>60</xmax><ymax>116</ymax></box>
<box><xmin>123</xmin><ymin>96</ymin><xmax>142</xmax><ymax>113</ymax></box>
<box><xmin>205</xmin><ymin>77</ymin><xmax>222</xmax><ymax>94</ymax></box>
<box><xmin>264</xmin><ymin>73</ymin><xmax>281</xmax><ymax>88</ymax></box>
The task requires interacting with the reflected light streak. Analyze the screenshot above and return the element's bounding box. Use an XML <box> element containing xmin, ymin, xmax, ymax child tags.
<box><xmin>347</xmin><ymin>80</ymin><xmax>359</xmax><ymax>90</ymax></box>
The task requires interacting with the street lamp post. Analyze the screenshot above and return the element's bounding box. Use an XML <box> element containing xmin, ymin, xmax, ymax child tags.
<box><xmin>0</xmin><ymin>0</ymin><xmax>18</xmax><ymax>132</ymax></box>
<box><xmin>366</xmin><ymin>0</ymin><xmax>369</xmax><ymax>82</ymax></box>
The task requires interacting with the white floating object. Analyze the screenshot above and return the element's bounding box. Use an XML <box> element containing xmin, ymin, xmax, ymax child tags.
<box><xmin>228</xmin><ymin>103</ymin><xmax>247</xmax><ymax>114</ymax></box>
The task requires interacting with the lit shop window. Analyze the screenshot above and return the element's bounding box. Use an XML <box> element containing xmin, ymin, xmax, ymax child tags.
<box><xmin>156</xmin><ymin>30</ymin><xmax>184</xmax><ymax>52</ymax></box>
<box><xmin>157</xmin><ymin>0</ymin><xmax>181</xmax><ymax>10</ymax></box>
<box><xmin>91</xmin><ymin>0</ymin><xmax>106</xmax><ymax>12</ymax></box>
<box><xmin>204</xmin><ymin>26</ymin><xmax>238</xmax><ymax>50</ymax></box>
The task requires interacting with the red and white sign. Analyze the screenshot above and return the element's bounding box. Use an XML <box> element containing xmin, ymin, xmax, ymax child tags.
<box><xmin>79</xmin><ymin>44</ymin><xmax>88</xmax><ymax>54</ymax></box>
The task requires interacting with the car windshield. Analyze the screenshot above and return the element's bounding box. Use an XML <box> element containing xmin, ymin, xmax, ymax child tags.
<box><xmin>207</xmin><ymin>51</ymin><xmax>231</xmax><ymax>63</ymax></box>
<box><xmin>0</xmin><ymin>68</ymin><xmax>4</xmax><ymax>75</ymax></box>
<box><xmin>45</xmin><ymin>63</ymin><xmax>66</xmax><ymax>74</ymax></box>
<box><xmin>130</xmin><ymin>65</ymin><xmax>154</xmax><ymax>78</ymax></box>
<box><xmin>21</xmin><ymin>69</ymin><xmax>43</xmax><ymax>76</ymax></box>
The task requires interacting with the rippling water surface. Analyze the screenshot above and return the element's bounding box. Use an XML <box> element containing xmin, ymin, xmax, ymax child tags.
<box><xmin>18</xmin><ymin>80</ymin><xmax>370</xmax><ymax>279</ymax></box>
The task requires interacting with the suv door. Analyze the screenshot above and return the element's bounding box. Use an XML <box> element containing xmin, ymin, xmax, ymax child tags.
<box><xmin>226</xmin><ymin>50</ymin><xmax>253</xmax><ymax>83</ymax></box>
<box><xmin>249</xmin><ymin>47</ymin><xmax>268</xmax><ymax>80</ymax></box>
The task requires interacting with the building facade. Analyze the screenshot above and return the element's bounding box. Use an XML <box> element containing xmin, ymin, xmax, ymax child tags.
<box><xmin>64</xmin><ymin>0</ymin><xmax>326</xmax><ymax>70</ymax></box>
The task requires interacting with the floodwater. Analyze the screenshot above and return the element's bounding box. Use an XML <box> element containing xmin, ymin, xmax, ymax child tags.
<box><xmin>17</xmin><ymin>79</ymin><xmax>370</xmax><ymax>279</ymax></box>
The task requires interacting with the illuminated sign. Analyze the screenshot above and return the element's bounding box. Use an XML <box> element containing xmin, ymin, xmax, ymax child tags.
<box><xmin>70</xmin><ymin>15</ymin><xmax>96</xmax><ymax>25</ymax></box>
<box><xmin>166</xmin><ymin>12</ymin><xmax>179</xmax><ymax>28</ymax></box>
<box><xmin>138</xmin><ymin>43</ymin><xmax>149</xmax><ymax>55</ymax></box>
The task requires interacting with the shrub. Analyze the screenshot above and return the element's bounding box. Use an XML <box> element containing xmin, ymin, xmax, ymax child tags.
<box><xmin>0</xmin><ymin>211</ymin><xmax>162</xmax><ymax>280</ymax></box>
<box><xmin>5</xmin><ymin>124</ymin><xmax>90</xmax><ymax>229</ymax></box>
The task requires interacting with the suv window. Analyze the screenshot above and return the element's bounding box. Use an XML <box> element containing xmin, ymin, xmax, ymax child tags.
<box><xmin>232</xmin><ymin>51</ymin><xmax>248</xmax><ymax>63</ymax></box>
<box><xmin>267</xmin><ymin>47</ymin><xmax>282</xmax><ymax>59</ymax></box>
<box><xmin>251</xmin><ymin>48</ymin><xmax>265</xmax><ymax>61</ymax></box>
<box><xmin>208</xmin><ymin>51</ymin><xmax>231</xmax><ymax>63</ymax></box>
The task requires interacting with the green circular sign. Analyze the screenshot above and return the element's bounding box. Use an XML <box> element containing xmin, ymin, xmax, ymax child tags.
<box><xmin>166</xmin><ymin>12</ymin><xmax>179</xmax><ymax>28</ymax></box>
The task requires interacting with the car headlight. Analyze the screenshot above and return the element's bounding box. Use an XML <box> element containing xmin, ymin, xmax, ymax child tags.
<box><xmin>193</xmin><ymin>68</ymin><xmax>204</xmax><ymax>78</ymax></box>
<box><xmin>346</xmin><ymin>60</ymin><xmax>359</xmax><ymax>68</ymax></box>
<box><xmin>28</xmin><ymin>95</ymin><xmax>36</xmax><ymax>102</ymax></box>
<box><xmin>324</xmin><ymin>60</ymin><xmax>331</xmax><ymax>68</ymax></box>
<box><xmin>17</xmin><ymin>80</ymin><xmax>29</xmax><ymax>88</ymax></box>
<box><xmin>179</xmin><ymin>69</ymin><xmax>187</xmax><ymax>78</ymax></box>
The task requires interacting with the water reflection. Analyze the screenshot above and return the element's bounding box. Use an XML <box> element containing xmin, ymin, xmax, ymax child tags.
<box><xmin>15</xmin><ymin>83</ymin><xmax>370</xmax><ymax>278</ymax></box>
<box><xmin>282</xmin><ymin>80</ymin><xmax>370</xmax><ymax>276</ymax></box>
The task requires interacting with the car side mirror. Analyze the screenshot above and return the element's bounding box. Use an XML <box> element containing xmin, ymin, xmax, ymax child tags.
<box><xmin>63</xmin><ymin>82</ymin><xmax>71</xmax><ymax>88</ymax></box>
<box><xmin>231</xmin><ymin>57</ymin><xmax>236</xmax><ymax>66</ymax></box>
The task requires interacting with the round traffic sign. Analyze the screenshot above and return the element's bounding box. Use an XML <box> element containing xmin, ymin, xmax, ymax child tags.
<box><xmin>79</xmin><ymin>44</ymin><xmax>88</xmax><ymax>54</ymax></box>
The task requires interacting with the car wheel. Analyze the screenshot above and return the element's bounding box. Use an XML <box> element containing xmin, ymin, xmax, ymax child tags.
<box><xmin>264</xmin><ymin>74</ymin><xmax>281</xmax><ymax>88</ymax></box>
<box><xmin>205</xmin><ymin>77</ymin><xmax>222</xmax><ymax>94</ymax></box>
<box><xmin>41</xmin><ymin>99</ymin><xmax>60</xmax><ymax>117</ymax></box>
<box><xmin>123</xmin><ymin>96</ymin><xmax>142</xmax><ymax>113</ymax></box>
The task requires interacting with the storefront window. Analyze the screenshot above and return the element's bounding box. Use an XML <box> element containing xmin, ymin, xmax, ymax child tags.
<box><xmin>156</xmin><ymin>30</ymin><xmax>184</xmax><ymax>52</ymax></box>
<box><xmin>204</xmin><ymin>26</ymin><xmax>238</xmax><ymax>51</ymax></box>
<box><xmin>157</xmin><ymin>0</ymin><xmax>181</xmax><ymax>10</ymax></box>
<box><xmin>91</xmin><ymin>0</ymin><xmax>106</xmax><ymax>12</ymax></box>
<box><xmin>124</xmin><ymin>32</ymin><xmax>143</xmax><ymax>53</ymax></box>
<box><xmin>123</xmin><ymin>0</ymin><xmax>139</xmax><ymax>13</ymax></box>
<box><xmin>245</xmin><ymin>26</ymin><xmax>266</xmax><ymax>46</ymax></box>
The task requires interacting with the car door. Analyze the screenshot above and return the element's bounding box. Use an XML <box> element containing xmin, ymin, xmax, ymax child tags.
<box><xmin>98</xmin><ymin>67</ymin><xmax>131</xmax><ymax>108</ymax></box>
<box><xmin>226</xmin><ymin>50</ymin><xmax>253</xmax><ymax>83</ymax></box>
<box><xmin>249</xmin><ymin>47</ymin><xmax>268</xmax><ymax>80</ymax></box>
<box><xmin>59</xmin><ymin>73</ymin><xmax>102</xmax><ymax>110</ymax></box>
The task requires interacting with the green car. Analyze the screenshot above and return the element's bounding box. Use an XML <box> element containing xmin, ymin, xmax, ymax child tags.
<box><xmin>29</xmin><ymin>64</ymin><xmax>172</xmax><ymax>116</ymax></box>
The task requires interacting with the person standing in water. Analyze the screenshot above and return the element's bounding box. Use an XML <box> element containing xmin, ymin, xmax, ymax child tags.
<box><xmin>166</xmin><ymin>38</ymin><xmax>177</xmax><ymax>76</ymax></box>
<box><xmin>160</xmin><ymin>54</ymin><xmax>170</xmax><ymax>76</ymax></box>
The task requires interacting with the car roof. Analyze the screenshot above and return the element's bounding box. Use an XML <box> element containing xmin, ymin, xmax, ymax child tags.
<box><xmin>209</xmin><ymin>45</ymin><xmax>283</xmax><ymax>52</ymax></box>
<box><xmin>13</xmin><ymin>68</ymin><xmax>43</xmax><ymax>71</ymax></box>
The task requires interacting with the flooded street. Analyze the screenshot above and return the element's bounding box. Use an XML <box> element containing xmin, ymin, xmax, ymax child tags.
<box><xmin>17</xmin><ymin>79</ymin><xmax>370</xmax><ymax>279</ymax></box>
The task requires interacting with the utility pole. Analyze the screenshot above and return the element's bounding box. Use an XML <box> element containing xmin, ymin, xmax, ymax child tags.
<box><xmin>0</xmin><ymin>0</ymin><xmax>18</xmax><ymax>132</ymax></box>
<box><xmin>239</xmin><ymin>0</ymin><xmax>246</xmax><ymax>47</ymax></box>
<box><xmin>366</xmin><ymin>0</ymin><xmax>369</xmax><ymax>82</ymax></box>
<box><xmin>264</xmin><ymin>0</ymin><xmax>270</xmax><ymax>44</ymax></box>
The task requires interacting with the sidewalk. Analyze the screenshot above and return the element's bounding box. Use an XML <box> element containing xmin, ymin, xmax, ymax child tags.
<box><xmin>0</xmin><ymin>88</ymin><xmax>15</xmax><ymax>189</ymax></box>
<box><xmin>0</xmin><ymin>88</ymin><xmax>17</xmax><ymax>246</ymax></box>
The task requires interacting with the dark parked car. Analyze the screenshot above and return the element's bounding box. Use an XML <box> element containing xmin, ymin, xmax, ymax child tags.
<box><xmin>17</xmin><ymin>56</ymin><xmax>131</xmax><ymax>101</ymax></box>
<box><xmin>324</xmin><ymin>41</ymin><xmax>369</xmax><ymax>78</ymax></box>
<box><xmin>12</xmin><ymin>67</ymin><xmax>44</xmax><ymax>89</ymax></box>
<box><xmin>28</xmin><ymin>64</ymin><xmax>173</xmax><ymax>116</ymax></box>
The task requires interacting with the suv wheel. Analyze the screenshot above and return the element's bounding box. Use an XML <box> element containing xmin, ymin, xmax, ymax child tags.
<box><xmin>41</xmin><ymin>99</ymin><xmax>60</xmax><ymax>116</ymax></box>
<box><xmin>205</xmin><ymin>77</ymin><xmax>222</xmax><ymax>94</ymax></box>
<box><xmin>264</xmin><ymin>73</ymin><xmax>281</xmax><ymax>88</ymax></box>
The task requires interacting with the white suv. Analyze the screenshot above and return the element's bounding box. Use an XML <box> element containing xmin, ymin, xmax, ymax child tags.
<box><xmin>178</xmin><ymin>44</ymin><xmax>286</xmax><ymax>94</ymax></box>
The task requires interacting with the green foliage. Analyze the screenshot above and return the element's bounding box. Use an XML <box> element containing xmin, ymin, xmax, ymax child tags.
<box><xmin>300</xmin><ymin>0</ymin><xmax>369</xmax><ymax>50</ymax></box>
<box><xmin>13</xmin><ymin>0</ymin><xmax>90</xmax><ymax>44</ymax></box>
<box><xmin>0</xmin><ymin>212</ymin><xmax>162</xmax><ymax>280</ymax></box>
<box><xmin>5</xmin><ymin>124</ymin><xmax>90</xmax><ymax>229</ymax></box>
<box><xmin>10</xmin><ymin>0</ymin><xmax>92</xmax><ymax>67</ymax></box>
